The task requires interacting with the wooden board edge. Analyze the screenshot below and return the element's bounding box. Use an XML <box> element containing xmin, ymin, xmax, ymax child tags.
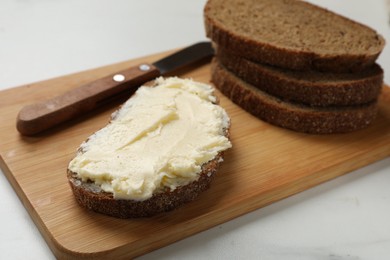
<box><xmin>0</xmin><ymin>155</ymin><xmax>63</xmax><ymax>257</ymax></box>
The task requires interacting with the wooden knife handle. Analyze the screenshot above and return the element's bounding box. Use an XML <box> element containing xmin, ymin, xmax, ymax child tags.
<box><xmin>16</xmin><ymin>63</ymin><xmax>160</xmax><ymax>136</ymax></box>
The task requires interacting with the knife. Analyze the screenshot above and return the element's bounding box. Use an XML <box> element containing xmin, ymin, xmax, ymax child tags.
<box><xmin>16</xmin><ymin>42</ymin><xmax>214</xmax><ymax>136</ymax></box>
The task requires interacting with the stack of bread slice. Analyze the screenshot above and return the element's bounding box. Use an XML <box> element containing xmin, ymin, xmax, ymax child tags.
<box><xmin>204</xmin><ymin>0</ymin><xmax>385</xmax><ymax>134</ymax></box>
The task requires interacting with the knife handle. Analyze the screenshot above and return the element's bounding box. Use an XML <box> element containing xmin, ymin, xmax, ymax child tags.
<box><xmin>16</xmin><ymin>63</ymin><xmax>160</xmax><ymax>136</ymax></box>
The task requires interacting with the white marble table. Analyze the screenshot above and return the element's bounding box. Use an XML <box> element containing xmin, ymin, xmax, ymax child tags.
<box><xmin>0</xmin><ymin>1</ymin><xmax>389</xmax><ymax>259</ymax></box>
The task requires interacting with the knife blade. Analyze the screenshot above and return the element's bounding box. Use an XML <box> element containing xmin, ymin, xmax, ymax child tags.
<box><xmin>16</xmin><ymin>42</ymin><xmax>214</xmax><ymax>136</ymax></box>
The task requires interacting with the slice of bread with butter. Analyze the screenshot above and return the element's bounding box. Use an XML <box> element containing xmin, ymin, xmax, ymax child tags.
<box><xmin>67</xmin><ymin>77</ymin><xmax>232</xmax><ymax>218</ymax></box>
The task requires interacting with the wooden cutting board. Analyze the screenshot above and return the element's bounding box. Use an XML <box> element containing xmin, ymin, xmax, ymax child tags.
<box><xmin>1</xmin><ymin>50</ymin><xmax>390</xmax><ymax>259</ymax></box>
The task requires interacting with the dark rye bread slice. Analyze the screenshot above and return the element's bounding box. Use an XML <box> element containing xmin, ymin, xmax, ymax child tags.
<box><xmin>67</xmin><ymin>152</ymin><xmax>226</xmax><ymax>218</ymax></box>
<box><xmin>204</xmin><ymin>0</ymin><xmax>385</xmax><ymax>73</ymax></box>
<box><xmin>216</xmin><ymin>47</ymin><xmax>384</xmax><ymax>106</ymax></box>
<box><xmin>67</xmin><ymin>79</ymin><xmax>231</xmax><ymax>218</ymax></box>
<box><xmin>211</xmin><ymin>59</ymin><xmax>378</xmax><ymax>134</ymax></box>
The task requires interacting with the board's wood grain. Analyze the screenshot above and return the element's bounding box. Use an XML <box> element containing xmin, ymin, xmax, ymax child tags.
<box><xmin>1</xmin><ymin>50</ymin><xmax>390</xmax><ymax>259</ymax></box>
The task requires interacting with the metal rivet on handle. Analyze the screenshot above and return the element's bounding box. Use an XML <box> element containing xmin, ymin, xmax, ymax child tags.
<box><xmin>113</xmin><ymin>74</ymin><xmax>125</xmax><ymax>82</ymax></box>
<box><xmin>139</xmin><ymin>64</ymin><xmax>151</xmax><ymax>71</ymax></box>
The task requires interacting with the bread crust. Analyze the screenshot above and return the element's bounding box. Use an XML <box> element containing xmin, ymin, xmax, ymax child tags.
<box><xmin>204</xmin><ymin>0</ymin><xmax>385</xmax><ymax>73</ymax></box>
<box><xmin>68</xmin><ymin>153</ymin><xmax>225</xmax><ymax>218</ymax></box>
<box><xmin>216</xmin><ymin>48</ymin><xmax>384</xmax><ymax>106</ymax></box>
<box><xmin>211</xmin><ymin>59</ymin><xmax>377</xmax><ymax>134</ymax></box>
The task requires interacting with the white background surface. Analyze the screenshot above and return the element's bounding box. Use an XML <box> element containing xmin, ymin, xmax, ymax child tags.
<box><xmin>0</xmin><ymin>0</ymin><xmax>389</xmax><ymax>259</ymax></box>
